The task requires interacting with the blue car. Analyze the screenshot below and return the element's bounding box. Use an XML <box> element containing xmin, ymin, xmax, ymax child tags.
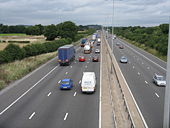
<box><xmin>59</xmin><ymin>79</ymin><xmax>73</xmax><ymax>90</ymax></box>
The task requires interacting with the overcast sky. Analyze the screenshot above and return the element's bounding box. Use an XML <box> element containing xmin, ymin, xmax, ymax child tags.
<box><xmin>0</xmin><ymin>0</ymin><xmax>169</xmax><ymax>26</ymax></box>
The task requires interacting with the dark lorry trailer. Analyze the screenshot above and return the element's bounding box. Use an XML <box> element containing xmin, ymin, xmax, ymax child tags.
<box><xmin>58</xmin><ymin>45</ymin><xmax>75</xmax><ymax>66</ymax></box>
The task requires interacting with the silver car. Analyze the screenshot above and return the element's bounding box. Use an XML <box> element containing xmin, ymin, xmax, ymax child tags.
<box><xmin>120</xmin><ymin>56</ymin><xmax>128</xmax><ymax>63</ymax></box>
<box><xmin>153</xmin><ymin>74</ymin><xmax>166</xmax><ymax>86</ymax></box>
<box><xmin>95</xmin><ymin>49</ymin><xmax>100</xmax><ymax>54</ymax></box>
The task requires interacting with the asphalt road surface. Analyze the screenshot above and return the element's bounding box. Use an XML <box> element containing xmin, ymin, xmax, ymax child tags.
<box><xmin>0</xmin><ymin>37</ymin><xmax>100</xmax><ymax>128</ymax></box>
<box><xmin>106</xmin><ymin>32</ymin><xmax>166</xmax><ymax>128</ymax></box>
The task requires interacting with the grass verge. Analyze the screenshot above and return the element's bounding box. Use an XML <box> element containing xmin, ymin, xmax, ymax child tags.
<box><xmin>0</xmin><ymin>52</ymin><xmax>56</xmax><ymax>90</ymax></box>
<box><xmin>119</xmin><ymin>36</ymin><xmax>167</xmax><ymax>61</ymax></box>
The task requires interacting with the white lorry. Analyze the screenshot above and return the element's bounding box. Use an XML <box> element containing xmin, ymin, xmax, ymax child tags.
<box><xmin>81</xmin><ymin>72</ymin><xmax>96</xmax><ymax>93</ymax></box>
<box><xmin>84</xmin><ymin>44</ymin><xmax>91</xmax><ymax>54</ymax></box>
<box><xmin>92</xmin><ymin>34</ymin><xmax>97</xmax><ymax>41</ymax></box>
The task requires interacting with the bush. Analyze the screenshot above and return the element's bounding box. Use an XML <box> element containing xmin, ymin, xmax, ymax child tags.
<box><xmin>0</xmin><ymin>51</ymin><xmax>12</xmax><ymax>64</ymax></box>
<box><xmin>8</xmin><ymin>41</ymin><xmax>30</xmax><ymax>43</ymax></box>
<box><xmin>0</xmin><ymin>80</ymin><xmax>5</xmax><ymax>90</ymax></box>
<box><xmin>4</xmin><ymin>44</ymin><xmax>25</xmax><ymax>61</ymax></box>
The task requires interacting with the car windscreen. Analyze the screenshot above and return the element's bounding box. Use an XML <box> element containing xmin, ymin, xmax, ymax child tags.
<box><xmin>61</xmin><ymin>81</ymin><xmax>69</xmax><ymax>84</ymax></box>
<box><xmin>157</xmin><ymin>76</ymin><xmax>164</xmax><ymax>81</ymax></box>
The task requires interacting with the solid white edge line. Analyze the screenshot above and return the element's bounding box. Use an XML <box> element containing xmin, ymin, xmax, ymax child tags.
<box><xmin>47</xmin><ymin>92</ymin><xmax>51</xmax><ymax>97</ymax></box>
<box><xmin>0</xmin><ymin>66</ymin><xmax>58</xmax><ymax>115</ymax></box>
<box><xmin>119</xmin><ymin>38</ymin><xmax>166</xmax><ymax>71</ymax></box>
<box><xmin>99</xmin><ymin>32</ymin><xmax>102</xmax><ymax>128</ymax></box>
<box><xmin>29</xmin><ymin>112</ymin><xmax>35</xmax><ymax>120</ymax></box>
<box><xmin>155</xmin><ymin>93</ymin><xmax>160</xmax><ymax>98</ymax></box>
<box><xmin>145</xmin><ymin>81</ymin><xmax>148</xmax><ymax>84</ymax></box>
<box><xmin>64</xmin><ymin>113</ymin><xmax>68</xmax><ymax>120</ymax></box>
<box><xmin>108</xmin><ymin>35</ymin><xmax>148</xmax><ymax>128</ymax></box>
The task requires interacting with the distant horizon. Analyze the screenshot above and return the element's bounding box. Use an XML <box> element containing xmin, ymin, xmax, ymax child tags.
<box><xmin>0</xmin><ymin>22</ymin><xmax>168</xmax><ymax>28</ymax></box>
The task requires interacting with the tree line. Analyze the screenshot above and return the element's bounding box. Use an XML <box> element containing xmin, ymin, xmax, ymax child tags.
<box><xmin>0</xmin><ymin>21</ymin><xmax>96</xmax><ymax>64</ymax></box>
<box><xmin>0</xmin><ymin>21</ymin><xmax>95</xmax><ymax>41</ymax></box>
<box><xmin>113</xmin><ymin>24</ymin><xmax>169</xmax><ymax>56</ymax></box>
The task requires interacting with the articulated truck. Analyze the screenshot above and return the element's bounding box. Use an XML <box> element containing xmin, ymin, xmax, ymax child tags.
<box><xmin>58</xmin><ymin>45</ymin><xmax>75</xmax><ymax>66</ymax></box>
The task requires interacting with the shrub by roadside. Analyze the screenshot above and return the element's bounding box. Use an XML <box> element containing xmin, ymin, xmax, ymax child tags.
<box><xmin>0</xmin><ymin>38</ymin><xmax>71</xmax><ymax>64</ymax></box>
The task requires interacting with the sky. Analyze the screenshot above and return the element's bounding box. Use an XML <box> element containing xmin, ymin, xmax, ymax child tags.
<box><xmin>0</xmin><ymin>0</ymin><xmax>170</xmax><ymax>26</ymax></box>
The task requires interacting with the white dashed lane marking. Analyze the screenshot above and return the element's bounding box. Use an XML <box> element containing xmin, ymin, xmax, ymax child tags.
<box><xmin>64</xmin><ymin>113</ymin><xmax>68</xmax><ymax>120</ymax></box>
<box><xmin>29</xmin><ymin>112</ymin><xmax>35</xmax><ymax>120</ymax></box>
<box><xmin>145</xmin><ymin>81</ymin><xmax>148</xmax><ymax>84</ymax></box>
<box><xmin>74</xmin><ymin>92</ymin><xmax>77</xmax><ymax>96</ymax></box>
<box><xmin>47</xmin><ymin>92</ymin><xmax>51</xmax><ymax>97</ymax></box>
<box><xmin>155</xmin><ymin>93</ymin><xmax>160</xmax><ymax>98</ymax></box>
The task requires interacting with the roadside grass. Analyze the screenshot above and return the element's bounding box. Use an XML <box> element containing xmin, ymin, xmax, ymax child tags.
<box><xmin>0</xmin><ymin>33</ymin><xmax>26</xmax><ymax>36</ymax></box>
<box><xmin>0</xmin><ymin>52</ymin><xmax>56</xmax><ymax>90</ymax></box>
<box><xmin>119</xmin><ymin>36</ymin><xmax>167</xmax><ymax>62</ymax></box>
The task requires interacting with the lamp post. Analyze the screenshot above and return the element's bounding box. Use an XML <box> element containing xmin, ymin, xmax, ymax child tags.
<box><xmin>163</xmin><ymin>18</ymin><xmax>170</xmax><ymax>128</ymax></box>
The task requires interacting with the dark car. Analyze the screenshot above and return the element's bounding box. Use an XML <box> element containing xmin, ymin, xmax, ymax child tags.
<box><xmin>92</xmin><ymin>56</ymin><xmax>99</xmax><ymax>62</ymax></box>
<box><xmin>119</xmin><ymin>45</ymin><xmax>124</xmax><ymax>49</ymax></box>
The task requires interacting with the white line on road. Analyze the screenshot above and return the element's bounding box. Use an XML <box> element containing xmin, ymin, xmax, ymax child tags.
<box><xmin>85</xmin><ymin>66</ymin><xmax>88</xmax><ymax>68</ymax></box>
<box><xmin>133</xmin><ymin>66</ymin><xmax>135</xmax><ymax>69</ymax></box>
<box><xmin>138</xmin><ymin>72</ymin><xmax>140</xmax><ymax>75</ymax></box>
<box><xmin>64</xmin><ymin>113</ymin><xmax>68</xmax><ymax>120</ymax></box>
<box><xmin>70</xmin><ymin>66</ymin><xmax>72</xmax><ymax>68</ymax></box>
<box><xmin>120</xmin><ymin>39</ymin><xmax>166</xmax><ymax>71</ymax></box>
<box><xmin>79</xmin><ymin>80</ymin><xmax>81</xmax><ymax>84</ymax></box>
<box><xmin>58</xmin><ymin>80</ymin><xmax>61</xmax><ymax>84</ymax></box>
<box><xmin>0</xmin><ymin>66</ymin><xmax>58</xmax><ymax>115</ymax></box>
<box><xmin>47</xmin><ymin>92</ymin><xmax>51</xmax><ymax>97</ymax></box>
<box><xmin>155</xmin><ymin>93</ymin><xmax>160</xmax><ymax>98</ymax></box>
<box><xmin>74</xmin><ymin>92</ymin><xmax>77</xmax><ymax>96</ymax></box>
<box><xmin>29</xmin><ymin>112</ymin><xmax>35</xmax><ymax>120</ymax></box>
<box><xmin>145</xmin><ymin>81</ymin><xmax>148</xmax><ymax>84</ymax></box>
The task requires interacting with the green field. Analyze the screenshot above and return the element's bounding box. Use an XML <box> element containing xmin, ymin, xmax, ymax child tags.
<box><xmin>0</xmin><ymin>33</ymin><xmax>26</xmax><ymax>36</ymax></box>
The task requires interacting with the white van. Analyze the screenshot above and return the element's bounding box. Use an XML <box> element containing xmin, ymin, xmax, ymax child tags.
<box><xmin>81</xmin><ymin>72</ymin><xmax>96</xmax><ymax>93</ymax></box>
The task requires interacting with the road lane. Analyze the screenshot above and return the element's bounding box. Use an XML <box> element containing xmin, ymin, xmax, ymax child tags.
<box><xmin>0</xmin><ymin>36</ymin><xmax>100</xmax><ymax>128</ymax></box>
<box><xmin>106</xmin><ymin>32</ymin><xmax>165</xmax><ymax>128</ymax></box>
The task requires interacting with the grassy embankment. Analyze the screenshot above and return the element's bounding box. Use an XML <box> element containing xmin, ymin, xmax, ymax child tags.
<box><xmin>119</xmin><ymin>36</ymin><xmax>167</xmax><ymax>61</ymax></box>
<box><xmin>0</xmin><ymin>33</ymin><xmax>89</xmax><ymax>90</ymax></box>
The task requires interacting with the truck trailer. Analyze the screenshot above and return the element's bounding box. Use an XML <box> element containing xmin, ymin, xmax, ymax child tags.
<box><xmin>84</xmin><ymin>44</ymin><xmax>91</xmax><ymax>54</ymax></box>
<box><xmin>58</xmin><ymin>45</ymin><xmax>75</xmax><ymax>66</ymax></box>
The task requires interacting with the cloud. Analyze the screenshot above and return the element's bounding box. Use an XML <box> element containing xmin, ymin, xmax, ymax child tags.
<box><xmin>0</xmin><ymin>0</ymin><xmax>169</xmax><ymax>26</ymax></box>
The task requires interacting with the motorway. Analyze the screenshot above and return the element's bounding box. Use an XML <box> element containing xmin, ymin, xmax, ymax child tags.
<box><xmin>0</xmin><ymin>37</ymin><xmax>100</xmax><ymax>128</ymax></box>
<box><xmin>106</xmin><ymin>32</ymin><xmax>166</xmax><ymax>128</ymax></box>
